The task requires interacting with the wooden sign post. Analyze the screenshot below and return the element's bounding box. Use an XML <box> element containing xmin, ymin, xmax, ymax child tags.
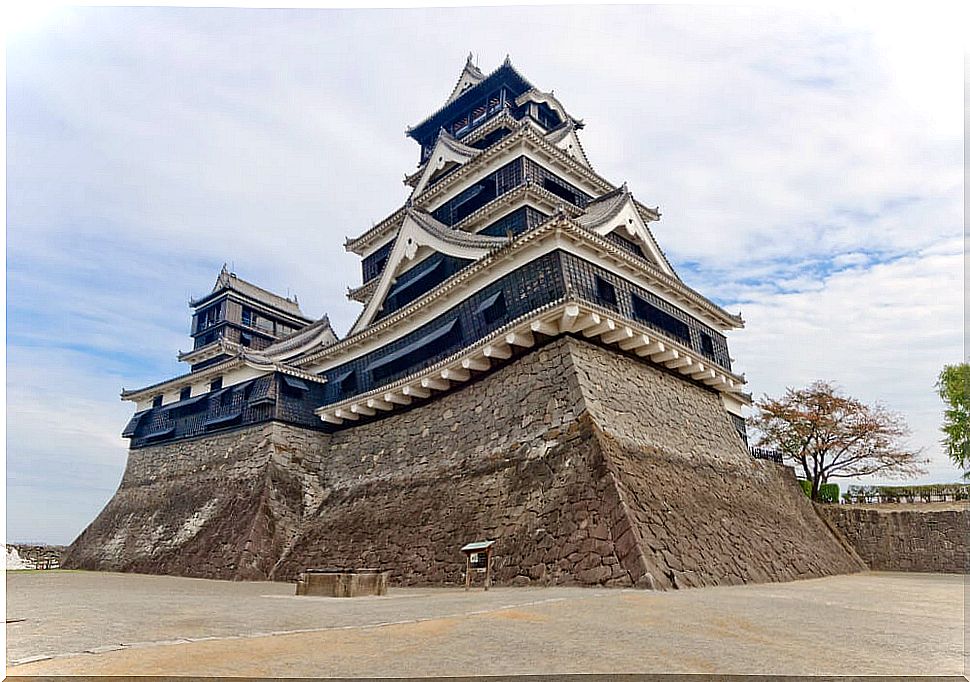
<box><xmin>460</xmin><ymin>540</ymin><xmax>495</xmax><ymax>591</ymax></box>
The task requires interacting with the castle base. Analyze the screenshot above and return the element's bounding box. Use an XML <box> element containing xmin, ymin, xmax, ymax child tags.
<box><xmin>64</xmin><ymin>337</ymin><xmax>864</xmax><ymax>587</ymax></box>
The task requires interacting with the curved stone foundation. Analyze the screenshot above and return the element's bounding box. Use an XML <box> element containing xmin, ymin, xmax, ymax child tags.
<box><xmin>65</xmin><ymin>337</ymin><xmax>864</xmax><ymax>586</ymax></box>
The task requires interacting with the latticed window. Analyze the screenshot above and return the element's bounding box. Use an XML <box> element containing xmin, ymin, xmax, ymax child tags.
<box><xmin>595</xmin><ymin>276</ymin><xmax>617</xmax><ymax>307</ymax></box>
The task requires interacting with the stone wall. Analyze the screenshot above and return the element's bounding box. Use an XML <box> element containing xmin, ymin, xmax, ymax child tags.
<box><xmin>63</xmin><ymin>424</ymin><xmax>327</xmax><ymax>579</ymax></box>
<box><xmin>65</xmin><ymin>336</ymin><xmax>864</xmax><ymax>586</ymax></box>
<box><xmin>820</xmin><ymin>505</ymin><xmax>969</xmax><ymax>574</ymax></box>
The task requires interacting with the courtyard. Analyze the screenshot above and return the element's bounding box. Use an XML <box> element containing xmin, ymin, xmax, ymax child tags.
<box><xmin>4</xmin><ymin>569</ymin><xmax>965</xmax><ymax>676</ymax></box>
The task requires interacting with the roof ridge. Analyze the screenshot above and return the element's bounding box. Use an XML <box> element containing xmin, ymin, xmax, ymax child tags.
<box><xmin>407</xmin><ymin>58</ymin><xmax>534</xmax><ymax>138</ymax></box>
<box><xmin>443</xmin><ymin>53</ymin><xmax>486</xmax><ymax>106</ymax></box>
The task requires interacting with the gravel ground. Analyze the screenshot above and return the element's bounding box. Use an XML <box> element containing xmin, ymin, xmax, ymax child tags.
<box><xmin>5</xmin><ymin>570</ymin><xmax>965</xmax><ymax>676</ymax></box>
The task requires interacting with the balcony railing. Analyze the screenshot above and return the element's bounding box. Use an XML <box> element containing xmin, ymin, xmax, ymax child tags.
<box><xmin>749</xmin><ymin>447</ymin><xmax>784</xmax><ymax>464</ymax></box>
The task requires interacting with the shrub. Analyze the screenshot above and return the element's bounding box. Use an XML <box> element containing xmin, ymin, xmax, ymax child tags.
<box><xmin>797</xmin><ymin>479</ymin><xmax>839</xmax><ymax>503</ymax></box>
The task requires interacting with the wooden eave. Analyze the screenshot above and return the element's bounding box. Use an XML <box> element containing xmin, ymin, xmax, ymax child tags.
<box><xmin>177</xmin><ymin>337</ymin><xmax>242</xmax><ymax>364</ymax></box>
<box><xmin>317</xmin><ymin>296</ymin><xmax>747</xmax><ymax>427</ymax></box>
<box><xmin>121</xmin><ymin>357</ymin><xmax>245</xmax><ymax>402</ymax></box>
<box><xmin>121</xmin><ymin>352</ymin><xmax>327</xmax><ymax>404</ymax></box>
<box><xmin>347</xmin><ymin>277</ymin><xmax>379</xmax><ymax>303</ymax></box>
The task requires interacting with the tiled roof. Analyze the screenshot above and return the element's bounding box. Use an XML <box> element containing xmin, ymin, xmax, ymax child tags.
<box><xmin>444</xmin><ymin>54</ymin><xmax>486</xmax><ymax>106</ymax></box>
<box><xmin>576</xmin><ymin>184</ymin><xmax>631</xmax><ymax>228</ymax></box>
<box><xmin>407</xmin><ymin>55</ymin><xmax>534</xmax><ymax>142</ymax></box>
<box><xmin>406</xmin><ymin>208</ymin><xmax>508</xmax><ymax>249</ymax></box>
<box><xmin>261</xmin><ymin>316</ymin><xmax>338</xmax><ymax>356</ymax></box>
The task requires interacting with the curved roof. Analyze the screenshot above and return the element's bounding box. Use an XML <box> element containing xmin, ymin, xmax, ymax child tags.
<box><xmin>190</xmin><ymin>265</ymin><xmax>308</xmax><ymax>321</ymax></box>
<box><xmin>407</xmin><ymin>56</ymin><xmax>534</xmax><ymax>145</ymax></box>
<box><xmin>444</xmin><ymin>53</ymin><xmax>486</xmax><ymax>105</ymax></box>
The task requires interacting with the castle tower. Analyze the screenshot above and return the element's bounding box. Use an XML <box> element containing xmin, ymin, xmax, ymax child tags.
<box><xmin>65</xmin><ymin>57</ymin><xmax>864</xmax><ymax>586</ymax></box>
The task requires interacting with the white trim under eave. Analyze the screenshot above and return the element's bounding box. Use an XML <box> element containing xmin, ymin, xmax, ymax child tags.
<box><xmin>587</xmin><ymin>194</ymin><xmax>675</xmax><ymax>278</ymax></box>
<box><xmin>316</xmin><ymin>299</ymin><xmax>747</xmax><ymax>427</ymax></box>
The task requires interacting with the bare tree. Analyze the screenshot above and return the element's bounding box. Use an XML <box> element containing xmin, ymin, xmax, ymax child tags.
<box><xmin>750</xmin><ymin>380</ymin><xmax>926</xmax><ymax>501</ymax></box>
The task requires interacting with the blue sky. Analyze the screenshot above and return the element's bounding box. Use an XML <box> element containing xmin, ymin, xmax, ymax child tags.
<box><xmin>5</xmin><ymin>4</ymin><xmax>964</xmax><ymax>543</ymax></box>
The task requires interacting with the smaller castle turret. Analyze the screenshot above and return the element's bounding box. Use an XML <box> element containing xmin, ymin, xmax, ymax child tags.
<box><xmin>179</xmin><ymin>265</ymin><xmax>313</xmax><ymax>371</ymax></box>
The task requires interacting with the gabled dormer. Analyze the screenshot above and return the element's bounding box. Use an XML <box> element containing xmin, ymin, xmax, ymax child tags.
<box><xmin>545</xmin><ymin>121</ymin><xmax>592</xmax><ymax>169</ymax></box>
<box><xmin>407</xmin><ymin>129</ymin><xmax>483</xmax><ymax>198</ymax></box>
<box><xmin>514</xmin><ymin>89</ymin><xmax>583</xmax><ymax>134</ymax></box>
<box><xmin>349</xmin><ymin>208</ymin><xmax>508</xmax><ymax>334</ymax></box>
<box><xmin>445</xmin><ymin>53</ymin><xmax>486</xmax><ymax>105</ymax></box>
<box><xmin>576</xmin><ymin>185</ymin><xmax>677</xmax><ymax>278</ymax></box>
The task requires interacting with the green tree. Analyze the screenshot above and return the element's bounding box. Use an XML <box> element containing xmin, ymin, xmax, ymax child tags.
<box><xmin>936</xmin><ymin>363</ymin><xmax>970</xmax><ymax>477</ymax></box>
<box><xmin>750</xmin><ymin>380</ymin><xmax>926</xmax><ymax>501</ymax></box>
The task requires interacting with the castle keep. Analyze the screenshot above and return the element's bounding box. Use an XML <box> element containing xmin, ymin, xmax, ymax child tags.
<box><xmin>65</xmin><ymin>57</ymin><xmax>864</xmax><ymax>586</ymax></box>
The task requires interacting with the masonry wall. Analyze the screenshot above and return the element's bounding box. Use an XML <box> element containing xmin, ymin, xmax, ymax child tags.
<box><xmin>63</xmin><ymin>424</ymin><xmax>327</xmax><ymax>579</ymax></box>
<box><xmin>819</xmin><ymin>506</ymin><xmax>969</xmax><ymax>574</ymax></box>
<box><xmin>65</xmin><ymin>336</ymin><xmax>864</xmax><ymax>586</ymax></box>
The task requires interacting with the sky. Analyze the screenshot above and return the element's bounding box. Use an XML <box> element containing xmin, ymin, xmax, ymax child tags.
<box><xmin>4</xmin><ymin>4</ymin><xmax>965</xmax><ymax>544</ymax></box>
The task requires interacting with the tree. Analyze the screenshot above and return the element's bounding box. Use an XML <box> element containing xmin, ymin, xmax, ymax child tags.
<box><xmin>936</xmin><ymin>363</ymin><xmax>970</xmax><ymax>477</ymax></box>
<box><xmin>750</xmin><ymin>380</ymin><xmax>926</xmax><ymax>501</ymax></box>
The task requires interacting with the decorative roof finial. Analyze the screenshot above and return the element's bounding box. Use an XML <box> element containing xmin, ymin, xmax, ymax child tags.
<box><xmin>503</xmin><ymin>54</ymin><xmax>512</xmax><ymax>66</ymax></box>
<box><xmin>621</xmin><ymin>181</ymin><xmax>629</xmax><ymax>193</ymax></box>
<box><xmin>466</xmin><ymin>51</ymin><xmax>474</xmax><ymax>66</ymax></box>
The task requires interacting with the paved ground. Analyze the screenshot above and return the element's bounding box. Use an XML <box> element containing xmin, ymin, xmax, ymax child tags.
<box><xmin>5</xmin><ymin>570</ymin><xmax>965</xmax><ymax>676</ymax></box>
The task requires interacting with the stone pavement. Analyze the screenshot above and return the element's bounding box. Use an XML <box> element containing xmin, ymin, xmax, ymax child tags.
<box><xmin>5</xmin><ymin>570</ymin><xmax>965</xmax><ymax>676</ymax></box>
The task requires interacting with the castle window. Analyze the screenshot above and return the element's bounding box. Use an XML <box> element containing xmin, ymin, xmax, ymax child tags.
<box><xmin>152</xmin><ymin>395</ymin><xmax>163</xmax><ymax>408</ymax></box>
<box><xmin>334</xmin><ymin>368</ymin><xmax>357</xmax><ymax>395</ymax></box>
<box><xmin>240</xmin><ymin>332</ymin><xmax>253</xmax><ymax>347</ymax></box>
<box><xmin>179</xmin><ymin>386</ymin><xmax>192</xmax><ymax>401</ymax></box>
<box><xmin>367</xmin><ymin>318</ymin><xmax>462</xmax><ymax>383</ymax></box>
<box><xmin>281</xmin><ymin>375</ymin><xmax>309</xmax><ymax>397</ymax></box>
<box><xmin>210</xmin><ymin>377</ymin><xmax>223</xmax><ymax>392</ymax></box>
<box><xmin>699</xmin><ymin>332</ymin><xmax>715</xmax><ymax>358</ymax></box>
<box><xmin>195</xmin><ymin>302</ymin><xmax>224</xmax><ymax>332</ymax></box>
<box><xmin>631</xmin><ymin>294</ymin><xmax>691</xmax><ymax>346</ymax></box>
<box><xmin>476</xmin><ymin>291</ymin><xmax>507</xmax><ymax>325</ymax></box>
<box><xmin>543</xmin><ymin>178</ymin><xmax>579</xmax><ymax>206</ymax></box>
<box><xmin>594</xmin><ymin>276</ymin><xmax>617</xmax><ymax>307</ymax></box>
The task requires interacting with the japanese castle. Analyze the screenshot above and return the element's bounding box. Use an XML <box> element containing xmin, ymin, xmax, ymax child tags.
<box><xmin>121</xmin><ymin>56</ymin><xmax>749</xmax><ymax>447</ymax></box>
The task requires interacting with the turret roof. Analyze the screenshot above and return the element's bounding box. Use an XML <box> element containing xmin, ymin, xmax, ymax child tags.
<box><xmin>191</xmin><ymin>265</ymin><xmax>308</xmax><ymax>320</ymax></box>
<box><xmin>444</xmin><ymin>53</ymin><xmax>486</xmax><ymax>106</ymax></box>
<box><xmin>407</xmin><ymin>55</ymin><xmax>533</xmax><ymax>144</ymax></box>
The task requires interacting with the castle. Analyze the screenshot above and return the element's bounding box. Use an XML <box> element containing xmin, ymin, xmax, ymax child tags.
<box><xmin>64</xmin><ymin>57</ymin><xmax>863</xmax><ymax>586</ymax></box>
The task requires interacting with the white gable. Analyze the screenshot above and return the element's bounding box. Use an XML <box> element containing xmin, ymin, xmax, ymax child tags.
<box><xmin>551</xmin><ymin>127</ymin><xmax>591</xmax><ymax>168</ymax></box>
<box><xmin>350</xmin><ymin>212</ymin><xmax>504</xmax><ymax>334</ymax></box>
<box><xmin>411</xmin><ymin>134</ymin><xmax>480</xmax><ymax>198</ymax></box>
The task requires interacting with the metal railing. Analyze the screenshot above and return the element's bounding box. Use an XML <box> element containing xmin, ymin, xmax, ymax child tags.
<box><xmin>749</xmin><ymin>447</ymin><xmax>784</xmax><ymax>464</ymax></box>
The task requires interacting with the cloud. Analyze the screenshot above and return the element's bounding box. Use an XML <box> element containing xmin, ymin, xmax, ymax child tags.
<box><xmin>732</xmin><ymin>236</ymin><xmax>963</xmax><ymax>485</ymax></box>
<box><xmin>6</xmin><ymin>5</ymin><xmax>964</xmax><ymax>542</ymax></box>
